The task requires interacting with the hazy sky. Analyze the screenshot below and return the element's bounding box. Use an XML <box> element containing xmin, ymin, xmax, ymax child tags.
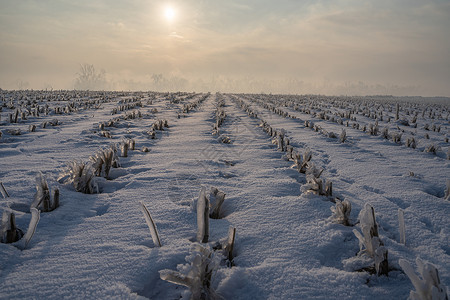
<box><xmin>1</xmin><ymin>0</ymin><xmax>449</xmax><ymax>95</ymax></box>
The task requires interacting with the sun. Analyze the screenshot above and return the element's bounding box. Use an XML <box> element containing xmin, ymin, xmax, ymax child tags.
<box><xmin>164</xmin><ymin>5</ymin><xmax>176</xmax><ymax>22</ymax></box>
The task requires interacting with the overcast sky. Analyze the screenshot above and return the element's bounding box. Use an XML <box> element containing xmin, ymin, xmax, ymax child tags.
<box><xmin>1</xmin><ymin>0</ymin><xmax>449</xmax><ymax>95</ymax></box>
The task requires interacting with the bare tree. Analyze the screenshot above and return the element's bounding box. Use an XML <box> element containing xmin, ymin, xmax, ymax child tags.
<box><xmin>74</xmin><ymin>64</ymin><xmax>106</xmax><ymax>90</ymax></box>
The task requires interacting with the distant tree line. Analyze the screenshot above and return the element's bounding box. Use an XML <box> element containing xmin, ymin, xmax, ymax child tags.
<box><xmin>74</xmin><ymin>64</ymin><xmax>107</xmax><ymax>90</ymax></box>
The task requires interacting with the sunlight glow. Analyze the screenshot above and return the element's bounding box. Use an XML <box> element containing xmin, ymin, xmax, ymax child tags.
<box><xmin>164</xmin><ymin>5</ymin><xmax>176</xmax><ymax>22</ymax></box>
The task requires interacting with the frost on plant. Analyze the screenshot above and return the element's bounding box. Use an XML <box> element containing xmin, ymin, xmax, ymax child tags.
<box><xmin>139</xmin><ymin>201</ymin><xmax>162</xmax><ymax>247</ymax></box>
<box><xmin>1</xmin><ymin>208</ymin><xmax>39</xmax><ymax>249</ymax></box>
<box><xmin>273</xmin><ymin>129</ymin><xmax>286</xmax><ymax>151</ymax></box>
<box><xmin>7</xmin><ymin>128</ymin><xmax>21</xmax><ymax>136</ymax></box>
<box><xmin>302</xmin><ymin>164</ymin><xmax>332</xmax><ymax>198</ymax></box>
<box><xmin>59</xmin><ymin>161</ymin><xmax>98</xmax><ymax>194</ymax></box>
<box><xmin>160</xmin><ymin>243</ymin><xmax>221</xmax><ymax>300</ymax></box>
<box><xmin>340</xmin><ymin>129</ymin><xmax>347</xmax><ymax>143</ymax></box>
<box><xmin>392</xmin><ymin>132</ymin><xmax>402</xmax><ymax>144</ymax></box>
<box><xmin>399</xmin><ymin>258</ymin><xmax>448</xmax><ymax>300</ymax></box>
<box><xmin>425</xmin><ymin>144</ymin><xmax>438</xmax><ymax>155</ymax></box>
<box><xmin>292</xmin><ymin>148</ymin><xmax>312</xmax><ymax>173</ymax></box>
<box><xmin>120</xmin><ymin>141</ymin><xmax>129</xmax><ymax>157</ymax></box>
<box><xmin>209</xmin><ymin>187</ymin><xmax>226</xmax><ymax>219</ymax></box>
<box><xmin>305</xmin><ymin>163</ymin><xmax>323</xmax><ymax>179</ymax></box>
<box><xmin>327</xmin><ymin>131</ymin><xmax>337</xmax><ymax>139</ymax></box>
<box><xmin>197</xmin><ymin>187</ymin><xmax>210</xmax><ymax>243</ymax></box>
<box><xmin>381</xmin><ymin>127</ymin><xmax>389</xmax><ymax>139</ymax></box>
<box><xmin>30</xmin><ymin>172</ymin><xmax>59</xmax><ymax>212</ymax></box>
<box><xmin>302</xmin><ymin>175</ymin><xmax>332</xmax><ymax>197</ymax></box>
<box><xmin>90</xmin><ymin>146</ymin><xmax>120</xmax><ymax>178</ymax></box>
<box><xmin>352</xmin><ymin>203</ymin><xmax>389</xmax><ymax>276</ymax></box>
<box><xmin>284</xmin><ymin>145</ymin><xmax>294</xmax><ymax>161</ymax></box>
<box><xmin>128</xmin><ymin>138</ymin><xmax>135</xmax><ymax>150</ymax></box>
<box><xmin>330</xmin><ymin>199</ymin><xmax>351</xmax><ymax>226</ymax></box>
<box><xmin>406</xmin><ymin>137</ymin><xmax>417</xmax><ymax>149</ymax></box>
<box><xmin>20</xmin><ymin>208</ymin><xmax>40</xmax><ymax>249</ymax></box>
<box><xmin>368</xmin><ymin>123</ymin><xmax>379</xmax><ymax>136</ymax></box>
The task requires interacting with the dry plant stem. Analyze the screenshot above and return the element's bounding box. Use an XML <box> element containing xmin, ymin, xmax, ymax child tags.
<box><xmin>0</xmin><ymin>182</ymin><xmax>9</xmax><ymax>198</ymax></box>
<box><xmin>139</xmin><ymin>201</ymin><xmax>162</xmax><ymax>247</ymax></box>
<box><xmin>31</xmin><ymin>172</ymin><xmax>50</xmax><ymax>210</ymax></box>
<box><xmin>197</xmin><ymin>187</ymin><xmax>210</xmax><ymax>243</ymax></box>
<box><xmin>398</xmin><ymin>208</ymin><xmax>406</xmax><ymax>245</ymax></box>
<box><xmin>21</xmin><ymin>208</ymin><xmax>40</xmax><ymax>249</ymax></box>
<box><xmin>225</xmin><ymin>226</ymin><xmax>236</xmax><ymax>262</ymax></box>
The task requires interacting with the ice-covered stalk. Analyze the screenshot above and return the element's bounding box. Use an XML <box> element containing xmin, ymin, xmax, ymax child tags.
<box><xmin>286</xmin><ymin>145</ymin><xmax>294</xmax><ymax>160</ymax></box>
<box><xmin>353</xmin><ymin>204</ymin><xmax>378</xmax><ymax>255</ymax></box>
<box><xmin>224</xmin><ymin>226</ymin><xmax>236</xmax><ymax>263</ymax></box>
<box><xmin>340</xmin><ymin>129</ymin><xmax>347</xmax><ymax>143</ymax></box>
<box><xmin>209</xmin><ymin>187</ymin><xmax>226</xmax><ymax>219</ymax></box>
<box><xmin>103</xmin><ymin>149</ymin><xmax>113</xmax><ymax>177</ymax></box>
<box><xmin>292</xmin><ymin>152</ymin><xmax>302</xmax><ymax>172</ymax></box>
<box><xmin>20</xmin><ymin>208</ymin><xmax>40</xmax><ymax>249</ymax></box>
<box><xmin>59</xmin><ymin>161</ymin><xmax>97</xmax><ymax>194</ymax></box>
<box><xmin>353</xmin><ymin>203</ymin><xmax>389</xmax><ymax>276</ymax></box>
<box><xmin>374</xmin><ymin>246</ymin><xmax>389</xmax><ymax>276</ymax></box>
<box><xmin>292</xmin><ymin>149</ymin><xmax>312</xmax><ymax>173</ymax></box>
<box><xmin>31</xmin><ymin>172</ymin><xmax>50</xmax><ymax>210</ymax></box>
<box><xmin>399</xmin><ymin>258</ymin><xmax>448</xmax><ymax>300</ymax></box>
<box><xmin>120</xmin><ymin>142</ymin><xmax>129</xmax><ymax>157</ymax></box>
<box><xmin>325</xmin><ymin>181</ymin><xmax>332</xmax><ymax>197</ymax></box>
<box><xmin>160</xmin><ymin>243</ymin><xmax>220</xmax><ymax>300</ymax></box>
<box><xmin>139</xmin><ymin>201</ymin><xmax>162</xmax><ymax>247</ymax></box>
<box><xmin>111</xmin><ymin>145</ymin><xmax>121</xmax><ymax>168</ymax></box>
<box><xmin>331</xmin><ymin>199</ymin><xmax>351</xmax><ymax>226</ymax></box>
<box><xmin>197</xmin><ymin>187</ymin><xmax>209</xmax><ymax>243</ymax></box>
<box><xmin>128</xmin><ymin>138</ymin><xmax>135</xmax><ymax>150</ymax></box>
<box><xmin>160</xmin><ymin>270</ymin><xmax>190</xmax><ymax>288</ymax></box>
<box><xmin>275</xmin><ymin>130</ymin><xmax>285</xmax><ymax>152</ymax></box>
<box><xmin>301</xmin><ymin>149</ymin><xmax>312</xmax><ymax>173</ymax></box>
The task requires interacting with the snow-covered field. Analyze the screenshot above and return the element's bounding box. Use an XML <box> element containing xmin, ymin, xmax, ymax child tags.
<box><xmin>0</xmin><ymin>90</ymin><xmax>449</xmax><ymax>299</ymax></box>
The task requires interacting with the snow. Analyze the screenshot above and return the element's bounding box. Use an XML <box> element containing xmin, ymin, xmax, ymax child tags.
<box><xmin>0</xmin><ymin>91</ymin><xmax>449</xmax><ymax>299</ymax></box>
